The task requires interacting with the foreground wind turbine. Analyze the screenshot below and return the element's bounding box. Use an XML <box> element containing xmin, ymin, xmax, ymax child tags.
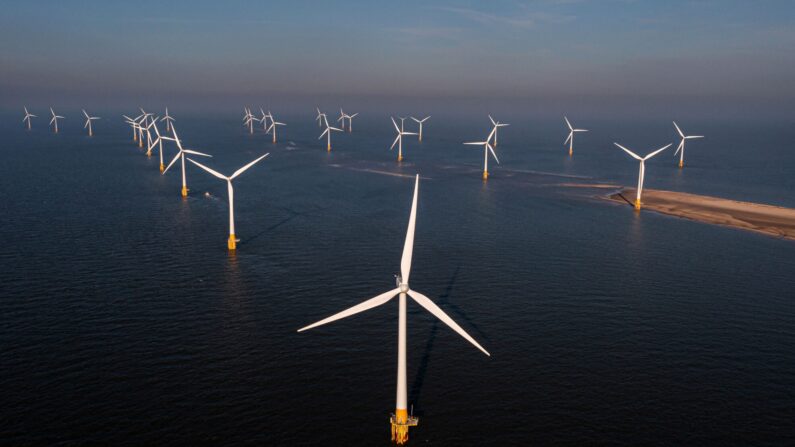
<box><xmin>22</xmin><ymin>107</ymin><xmax>36</xmax><ymax>130</ymax></box>
<box><xmin>82</xmin><ymin>110</ymin><xmax>100</xmax><ymax>137</ymax></box>
<box><xmin>563</xmin><ymin>116</ymin><xmax>588</xmax><ymax>157</ymax></box>
<box><xmin>488</xmin><ymin>115</ymin><xmax>509</xmax><ymax>147</ymax></box>
<box><xmin>267</xmin><ymin>114</ymin><xmax>286</xmax><ymax>143</ymax></box>
<box><xmin>390</xmin><ymin>117</ymin><xmax>417</xmax><ymax>162</ymax></box>
<box><xmin>187</xmin><ymin>154</ymin><xmax>269</xmax><ymax>250</ymax></box>
<box><xmin>673</xmin><ymin>122</ymin><xmax>704</xmax><ymax>168</ymax></box>
<box><xmin>319</xmin><ymin>122</ymin><xmax>343</xmax><ymax>152</ymax></box>
<box><xmin>49</xmin><ymin>108</ymin><xmax>64</xmax><ymax>133</ymax></box>
<box><xmin>163</xmin><ymin>125</ymin><xmax>212</xmax><ymax>197</ymax></box>
<box><xmin>410</xmin><ymin>116</ymin><xmax>430</xmax><ymax>142</ymax></box>
<box><xmin>614</xmin><ymin>142</ymin><xmax>671</xmax><ymax>210</ymax></box>
<box><xmin>298</xmin><ymin>175</ymin><xmax>489</xmax><ymax>445</ymax></box>
<box><xmin>464</xmin><ymin>127</ymin><xmax>499</xmax><ymax>180</ymax></box>
<box><xmin>160</xmin><ymin>108</ymin><xmax>175</xmax><ymax>132</ymax></box>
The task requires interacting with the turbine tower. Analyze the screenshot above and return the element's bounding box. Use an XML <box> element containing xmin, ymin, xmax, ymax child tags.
<box><xmin>673</xmin><ymin>122</ymin><xmax>704</xmax><ymax>168</ymax></box>
<box><xmin>390</xmin><ymin>117</ymin><xmax>417</xmax><ymax>162</ymax></box>
<box><xmin>563</xmin><ymin>116</ymin><xmax>588</xmax><ymax>156</ymax></box>
<box><xmin>187</xmin><ymin>154</ymin><xmax>269</xmax><ymax>250</ymax></box>
<box><xmin>464</xmin><ymin>127</ymin><xmax>499</xmax><ymax>180</ymax></box>
<box><xmin>615</xmin><ymin>142</ymin><xmax>671</xmax><ymax>210</ymax></box>
<box><xmin>298</xmin><ymin>175</ymin><xmax>489</xmax><ymax>445</ymax></box>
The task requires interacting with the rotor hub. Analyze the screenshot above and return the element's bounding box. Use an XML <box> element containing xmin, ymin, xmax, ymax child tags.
<box><xmin>399</xmin><ymin>283</ymin><xmax>409</xmax><ymax>293</ymax></box>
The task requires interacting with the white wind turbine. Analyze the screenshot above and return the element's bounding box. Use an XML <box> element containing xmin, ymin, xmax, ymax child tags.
<box><xmin>137</xmin><ymin>110</ymin><xmax>153</xmax><ymax>147</ymax></box>
<box><xmin>163</xmin><ymin>124</ymin><xmax>212</xmax><ymax>198</ymax></box>
<box><xmin>149</xmin><ymin>120</ymin><xmax>176</xmax><ymax>172</ymax></box>
<box><xmin>315</xmin><ymin>107</ymin><xmax>327</xmax><ymax>128</ymax></box>
<box><xmin>338</xmin><ymin>108</ymin><xmax>349</xmax><ymax>131</ymax></box>
<box><xmin>143</xmin><ymin>116</ymin><xmax>160</xmax><ymax>154</ymax></box>
<box><xmin>614</xmin><ymin>142</ymin><xmax>672</xmax><ymax>210</ymax></box>
<box><xmin>563</xmin><ymin>116</ymin><xmax>588</xmax><ymax>157</ymax></box>
<box><xmin>160</xmin><ymin>108</ymin><xmax>175</xmax><ymax>132</ymax></box>
<box><xmin>488</xmin><ymin>115</ymin><xmax>509</xmax><ymax>147</ymax></box>
<box><xmin>22</xmin><ymin>107</ymin><xmax>36</xmax><ymax>130</ymax></box>
<box><xmin>346</xmin><ymin>112</ymin><xmax>358</xmax><ymax>132</ymax></box>
<box><xmin>319</xmin><ymin>121</ymin><xmax>343</xmax><ymax>152</ymax></box>
<box><xmin>673</xmin><ymin>122</ymin><xmax>704</xmax><ymax>168</ymax></box>
<box><xmin>260</xmin><ymin>108</ymin><xmax>271</xmax><ymax>132</ymax></box>
<box><xmin>390</xmin><ymin>117</ymin><xmax>417</xmax><ymax>162</ymax></box>
<box><xmin>464</xmin><ymin>127</ymin><xmax>499</xmax><ymax>180</ymax></box>
<box><xmin>267</xmin><ymin>113</ymin><xmax>286</xmax><ymax>143</ymax></box>
<box><xmin>298</xmin><ymin>174</ymin><xmax>489</xmax><ymax>445</ymax></box>
<box><xmin>187</xmin><ymin>153</ymin><xmax>269</xmax><ymax>251</ymax></box>
<box><xmin>243</xmin><ymin>108</ymin><xmax>258</xmax><ymax>134</ymax></box>
<box><xmin>82</xmin><ymin>110</ymin><xmax>100</xmax><ymax>137</ymax></box>
<box><xmin>49</xmin><ymin>108</ymin><xmax>64</xmax><ymax>133</ymax></box>
<box><xmin>410</xmin><ymin>116</ymin><xmax>430</xmax><ymax>142</ymax></box>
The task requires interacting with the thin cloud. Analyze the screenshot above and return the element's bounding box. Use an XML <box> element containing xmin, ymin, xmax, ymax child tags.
<box><xmin>435</xmin><ymin>6</ymin><xmax>575</xmax><ymax>29</ymax></box>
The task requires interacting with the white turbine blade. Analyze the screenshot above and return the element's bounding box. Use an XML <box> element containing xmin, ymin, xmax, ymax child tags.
<box><xmin>391</xmin><ymin>117</ymin><xmax>400</xmax><ymax>133</ymax></box>
<box><xmin>182</xmin><ymin>149</ymin><xmax>212</xmax><ymax>157</ymax></box>
<box><xmin>402</xmin><ymin>132</ymin><xmax>418</xmax><ymax>136</ymax></box>
<box><xmin>163</xmin><ymin>153</ymin><xmax>181</xmax><ymax>174</ymax></box>
<box><xmin>407</xmin><ymin>290</ymin><xmax>490</xmax><ymax>356</ymax></box>
<box><xmin>574</xmin><ymin>129</ymin><xmax>588</xmax><ymax>132</ymax></box>
<box><xmin>274</xmin><ymin>121</ymin><xmax>285</xmax><ymax>126</ymax></box>
<box><xmin>329</xmin><ymin>127</ymin><xmax>343</xmax><ymax>132</ymax></box>
<box><xmin>464</xmin><ymin>141</ymin><xmax>488</xmax><ymax>146</ymax></box>
<box><xmin>411</xmin><ymin>117</ymin><xmax>420</xmax><ymax>123</ymax></box>
<box><xmin>564</xmin><ymin>116</ymin><xmax>573</xmax><ymax>131</ymax></box>
<box><xmin>643</xmin><ymin>143</ymin><xmax>672</xmax><ymax>160</ymax></box>
<box><xmin>350</xmin><ymin>113</ymin><xmax>358</xmax><ymax>118</ymax></box>
<box><xmin>674</xmin><ymin>140</ymin><xmax>683</xmax><ymax>156</ymax></box>
<box><xmin>297</xmin><ymin>288</ymin><xmax>401</xmax><ymax>332</ymax></box>
<box><xmin>390</xmin><ymin>134</ymin><xmax>400</xmax><ymax>150</ymax></box>
<box><xmin>84</xmin><ymin>120</ymin><xmax>89</xmax><ymax>129</ymax></box>
<box><xmin>489</xmin><ymin>115</ymin><xmax>496</xmax><ymax>126</ymax></box>
<box><xmin>687</xmin><ymin>135</ymin><xmax>704</xmax><ymax>139</ymax></box>
<box><xmin>319</xmin><ymin>128</ymin><xmax>329</xmax><ymax>139</ymax></box>
<box><xmin>614</xmin><ymin>143</ymin><xmax>642</xmax><ymax>161</ymax></box>
<box><xmin>673</xmin><ymin>121</ymin><xmax>685</xmax><ymax>138</ymax></box>
<box><xmin>231</xmin><ymin>153</ymin><xmax>269</xmax><ymax>180</ymax></box>
<box><xmin>187</xmin><ymin>158</ymin><xmax>228</xmax><ymax>180</ymax></box>
<box><xmin>83</xmin><ymin>110</ymin><xmax>89</xmax><ymax>119</ymax></box>
<box><xmin>400</xmin><ymin>175</ymin><xmax>419</xmax><ymax>283</ymax></box>
<box><xmin>267</xmin><ymin>123</ymin><xmax>275</xmax><ymax>133</ymax></box>
<box><xmin>564</xmin><ymin>132</ymin><xmax>572</xmax><ymax>145</ymax></box>
<box><xmin>488</xmin><ymin>144</ymin><xmax>500</xmax><ymax>164</ymax></box>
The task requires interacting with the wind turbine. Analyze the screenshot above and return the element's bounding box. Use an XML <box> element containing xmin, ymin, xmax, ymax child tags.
<box><xmin>49</xmin><ymin>108</ymin><xmax>64</xmax><ymax>133</ymax></box>
<box><xmin>315</xmin><ymin>107</ymin><xmax>327</xmax><ymax>128</ymax></box>
<box><xmin>614</xmin><ymin>142</ymin><xmax>671</xmax><ymax>210</ymax></box>
<box><xmin>410</xmin><ymin>116</ymin><xmax>430</xmax><ymax>142</ymax></box>
<box><xmin>137</xmin><ymin>110</ymin><xmax>153</xmax><ymax>148</ymax></box>
<box><xmin>390</xmin><ymin>117</ymin><xmax>417</xmax><ymax>162</ymax></box>
<box><xmin>149</xmin><ymin>120</ymin><xmax>175</xmax><ymax>172</ymax></box>
<box><xmin>163</xmin><ymin>124</ymin><xmax>212</xmax><ymax>198</ymax></box>
<box><xmin>673</xmin><ymin>122</ymin><xmax>704</xmax><ymax>168</ymax></box>
<box><xmin>298</xmin><ymin>174</ymin><xmax>489</xmax><ymax>445</ymax></box>
<box><xmin>464</xmin><ymin>127</ymin><xmax>499</xmax><ymax>180</ymax></box>
<box><xmin>82</xmin><ymin>110</ymin><xmax>100</xmax><ymax>137</ymax></box>
<box><xmin>22</xmin><ymin>107</ymin><xmax>36</xmax><ymax>130</ymax></box>
<box><xmin>319</xmin><ymin>122</ymin><xmax>343</xmax><ymax>152</ymax></box>
<box><xmin>267</xmin><ymin>114</ymin><xmax>286</xmax><ymax>143</ymax></box>
<box><xmin>160</xmin><ymin>108</ymin><xmax>175</xmax><ymax>132</ymax></box>
<box><xmin>488</xmin><ymin>115</ymin><xmax>509</xmax><ymax>147</ymax></box>
<box><xmin>243</xmin><ymin>109</ymin><xmax>258</xmax><ymax>134</ymax></box>
<box><xmin>260</xmin><ymin>108</ymin><xmax>271</xmax><ymax>132</ymax></box>
<box><xmin>347</xmin><ymin>112</ymin><xmax>358</xmax><ymax>132</ymax></box>
<box><xmin>563</xmin><ymin>116</ymin><xmax>588</xmax><ymax>157</ymax></box>
<box><xmin>187</xmin><ymin>154</ymin><xmax>269</xmax><ymax>251</ymax></box>
<box><xmin>143</xmin><ymin>116</ymin><xmax>160</xmax><ymax>154</ymax></box>
<box><xmin>338</xmin><ymin>108</ymin><xmax>349</xmax><ymax>131</ymax></box>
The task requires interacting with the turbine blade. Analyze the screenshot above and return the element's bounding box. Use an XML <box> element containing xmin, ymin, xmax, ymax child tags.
<box><xmin>614</xmin><ymin>143</ymin><xmax>642</xmax><ymax>160</ymax></box>
<box><xmin>231</xmin><ymin>153</ymin><xmax>269</xmax><ymax>180</ymax></box>
<box><xmin>163</xmin><ymin>153</ymin><xmax>181</xmax><ymax>174</ymax></box>
<box><xmin>187</xmin><ymin>158</ymin><xmax>228</xmax><ymax>180</ymax></box>
<box><xmin>182</xmin><ymin>149</ymin><xmax>212</xmax><ymax>157</ymax></box>
<box><xmin>390</xmin><ymin>134</ymin><xmax>400</xmax><ymax>150</ymax></box>
<box><xmin>643</xmin><ymin>143</ymin><xmax>672</xmax><ymax>160</ymax></box>
<box><xmin>391</xmin><ymin>117</ymin><xmax>400</xmax><ymax>133</ymax></box>
<box><xmin>319</xmin><ymin>128</ymin><xmax>328</xmax><ymax>139</ymax></box>
<box><xmin>564</xmin><ymin>132</ymin><xmax>572</xmax><ymax>145</ymax></box>
<box><xmin>489</xmin><ymin>115</ymin><xmax>496</xmax><ymax>126</ymax></box>
<box><xmin>564</xmin><ymin>116</ymin><xmax>572</xmax><ymax>130</ymax></box>
<box><xmin>400</xmin><ymin>175</ymin><xmax>419</xmax><ymax>283</ymax></box>
<box><xmin>673</xmin><ymin>121</ymin><xmax>685</xmax><ymax>138</ymax></box>
<box><xmin>297</xmin><ymin>288</ymin><xmax>400</xmax><ymax>332</ymax></box>
<box><xmin>674</xmin><ymin>140</ymin><xmax>683</xmax><ymax>156</ymax></box>
<box><xmin>488</xmin><ymin>144</ymin><xmax>500</xmax><ymax>164</ymax></box>
<box><xmin>407</xmin><ymin>290</ymin><xmax>490</xmax><ymax>356</ymax></box>
<box><xmin>687</xmin><ymin>135</ymin><xmax>704</xmax><ymax>139</ymax></box>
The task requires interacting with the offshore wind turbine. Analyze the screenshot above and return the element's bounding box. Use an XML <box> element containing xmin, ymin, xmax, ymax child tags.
<box><xmin>243</xmin><ymin>109</ymin><xmax>258</xmax><ymax>134</ymax></box>
<box><xmin>160</xmin><ymin>108</ymin><xmax>175</xmax><ymax>132</ymax></box>
<box><xmin>488</xmin><ymin>115</ymin><xmax>509</xmax><ymax>147</ymax></box>
<box><xmin>464</xmin><ymin>127</ymin><xmax>499</xmax><ymax>180</ymax></box>
<box><xmin>390</xmin><ymin>117</ymin><xmax>417</xmax><ymax>162</ymax></box>
<box><xmin>319</xmin><ymin>122</ymin><xmax>343</xmax><ymax>152</ymax></box>
<box><xmin>82</xmin><ymin>110</ymin><xmax>100</xmax><ymax>137</ymax></box>
<box><xmin>49</xmin><ymin>108</ymin><xmax>64</xmax><ymax>133</ymax></box>
<box><xmin>410</xmin><ymin>116</ymin><xmax>430</xmax><ymax>142</ymax></box>
<box><xmin>149</xmin><ymin>120</ymin><xmax>175</xmax><ymax>172</ymax></box>
<box><xmin>338</xmin><ymin>108</ymin><xmax>349</xmax><ymax>131</ymax></box>
<box><xmin>143</xmin><ymin>116</ymin><xmax>160</xmax><ymax>154</ymax></box>
<box><xmin>563</xmin><ymin>116</ymin><xmax>588</xmax><ymax>157</ymax></box>
<box><xmin>346</xmin><ymin>112</ymin><xmax>358</xmax><ymax>132</ymax></box>
<box><xmin>260</xmin><ymin>108</ymin><xmax>271</xmax><ymax>132</ymax></box>
<box><xmin>673</xmin><ymin>122</ymin><xmax>704</xmax><ymax>168</ymax></box>
<box><xmin>315</xmin><ymin>107</ymin><xmax>327</xmax><ymax>128</ymax></box>
<box><xmin>187</xmin><ymin>154</ymin><xmax>269</xmax><ymax>251</ymax></box>
<box><xmin>22</xmin><ymin>107</ymin><xmax>36</xmax><ymax>130</ymax></box>
<box><xmin>267</xmin><ymin>113</ymin><xmax>286</xmax><ymax>143</ymax></box>
<box><xmin>298</xmin><ymin>175</ymin><xmax>489</xmax><ymax>445</ymax></box>
<box><xmin>614</xmin><ymin>142</ymin><xmax>671</xmax><ymax>210</ymax></box>
<box><xmin>163</xmin><ymin>125</ymin><xmax>212</xmax><ymax>198</ymax></box>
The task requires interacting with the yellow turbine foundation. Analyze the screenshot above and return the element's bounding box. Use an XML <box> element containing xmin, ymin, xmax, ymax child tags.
<box><xmin>181</xmin><ymin>186</ymin><xmax>188</xmax><ymax>198</ymax></box>
<box><xmin>159</xmin><ymin>163</ymin><xmax>165</xmax><ymax>173</ymax></box>
<box><xmin>228</xmin><ymin>234</ymin><xmax>237</xmax><ymax>251</ymax></box>
<box><xmin>398</xmin><ymin>154</ymin><xmax>403</xmax><ymax>162</ymax></box>
<box><xmin>634</xmin><ymin>198</ymin><xmax>641</xmax><ymax>210</ymax></box>
<box><xmin>482</xmin><ymin>170</ymin><xmax>489</xmax><ymax>180</ymax></box>
<box><xmin>327</xmin><ymin>144</ymin><xmax>331</xmax><ymax>152</ymax></box>
<box><xmin>679</xmin><ymin>160</ymin><xmax>684</xmax><ymax>168</ymax></box>
<box><xmin>390</xmin><ymin>409</ymin><xmax>417</xmax><ymax>445</ymax></box>
<box><xmin>569</xmin><ymin>148</ymin><xmax>573</xmax><ymax>157</ymax></box>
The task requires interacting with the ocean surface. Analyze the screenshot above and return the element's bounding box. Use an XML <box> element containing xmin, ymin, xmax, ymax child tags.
<box><xmin>1</xmin><ymin>110</ymin><xmax>794</xmax><ymax>446</ymax></box>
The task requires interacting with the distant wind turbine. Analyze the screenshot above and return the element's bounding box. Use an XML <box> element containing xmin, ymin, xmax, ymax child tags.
<box><xmin>563</xmin><ymin>116</ymin><xmax>588</xmax><ymax>157</ymax></box>
<box><xmin>82</xmin><ymin>110</ymin><xmax>100</xmax><ymax>137</ymax></box>
<box><xmin>163</xmin><ymin>124</ymin><xmax>212</xmax><ymax>198</ymax></box>
<box><xmin>160</xmin><ymin>108</ymin><xmax>175</xmax><ymax>132</ymax></box>
<box><xmin>298</xmin><ymin>174</ymin><xmax>489</xmax><ymax>445</ymax></box>
<box><xmin>464</xmin><ymin>127</ymin><xmax>499</xmax><ymax>180</ymax></box>
<box><xmin>187</xmin><ymin>153</ymin><xmax>270</xmax><ymax>251</ymax></box>
<box><xmin>319</xmin><ymin>122</ymin><xmax>343</xmax><ymax>152</ymax></box>
<box><xmin>390</xmin><ymin>117</ymin><xmax>417</xmax><ymax>162</ymax></box>
<box><xmin>49</xmin><ymin>108</ymin><xmax>64</xmax><ymax>133</ymax></box>
<box><xmin>149</xmin><ymin>120</ymin><xmax>176</xmax><ymax>172</ymax></box>
<box><xmin>614</xmin><ymin>142</ymin><xmax>671</xmax><ymax>210</ymax></box>
<box><xmin>346</xmin><ymin>112</ymin><xmax>358</xmax><ymax>132</ymax></box>
<box><xmin>267</xmin><ymin>113</ymin><xmax>286</xmax><ymax>143</ymax></box>
<box><xmin>243</xmin><ymin>108</ymin><xmax>258</xmax><ymax>134</ymax></box>
<box><xmin>488</xmin><ymin>115</ymin><xmax>509</xmax><ymax>147</ymax></box>
<box><xmin>260</xmin><ymin>108</ymin><xmax>271</xmax><ymax>132</ymax></box>
<box><xmin>315</xmin><ymin>107</ymin><xmax>327</xmax><ymax>128</ymax></box>
<box><xmin>673</xmin><ymin>122</ymin><xmax>704</xmax><ymax>168</ymax></box>
<box><xmin>22</xmin><ymin>107</ymin><xmax>36</xmax><ymax>130</ymax></box>
<box><xmin>338</xmin><ymin>108</ymin><xmax>349</xmax><ymax>131</ymax></box>
<box><xmin>410</xmin><ymin>116</ymin><xmax>430</xmax><ymax>142</ymax></box>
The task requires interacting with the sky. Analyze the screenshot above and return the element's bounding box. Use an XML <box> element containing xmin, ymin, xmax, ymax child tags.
<box><xmin>1</xmin><ymin>0</ymin><xmax>793</xmax><ymax>116</ymax></box>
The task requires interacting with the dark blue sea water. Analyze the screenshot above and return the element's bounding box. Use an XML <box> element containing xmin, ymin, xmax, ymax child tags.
<box><xmin>1</xmin><ymin>110</ymin><xmax>794</xmax><ymax>445</ymax></box>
